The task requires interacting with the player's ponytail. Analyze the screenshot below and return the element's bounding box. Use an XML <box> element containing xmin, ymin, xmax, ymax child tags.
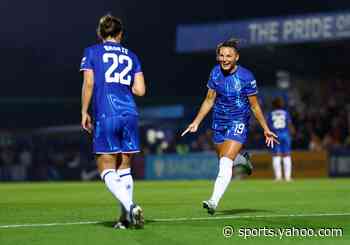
<box><xmin>97</xmin><ymin>14</ymin><xmax>123</xmax><ymax>40</ymax></box>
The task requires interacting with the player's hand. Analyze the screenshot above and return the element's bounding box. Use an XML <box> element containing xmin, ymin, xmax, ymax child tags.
<box><xmin>264</xmin><ymin>129</ymin><xmax>279</xmax><ymax>148</ymax></box>
<box><xmin>81</xmin><ymin>112</ymin><xmax>93</xmax><ymax>133</ymax></box>
<box><xmin>181</xmin><ymin>122</ymin><xmax>199</xmax><ymax>136</ymax></box>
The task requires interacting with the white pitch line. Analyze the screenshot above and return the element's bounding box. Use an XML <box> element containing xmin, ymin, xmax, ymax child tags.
<box><xmin>0</xmin><ymin>221</ymin><xmax>102</xmax><ymax>229</ymax></box>
<box><xmin>151</xmin><ymin>212</ymin><xmax>350</xmax><ymax>222</ymax></box>
<box><xmin>1</xmin><ymin>213</ymin><xmax>350</xmax><ymax>229</ymax></box>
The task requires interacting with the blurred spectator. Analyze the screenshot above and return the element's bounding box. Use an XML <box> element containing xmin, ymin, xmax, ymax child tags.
<box><xmin>0</xmin><ymin>147</ymin><xmax>15</xmax><ymax>181</ymax></box>
<box><xmin>309</xmin><ymin>133</ymin><xmax>323</xmax><ymax>152</ymax></box>
<box><xmin>11</xmin><ymin>147</ymin><xmax>32</xmax><ymax>181</ymax></box>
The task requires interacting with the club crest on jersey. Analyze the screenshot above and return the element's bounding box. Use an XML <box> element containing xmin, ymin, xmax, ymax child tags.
<box><xmin>234</xmin><ymin>80</ymin><xmax>241</xmax><ymax>91</ymax></box>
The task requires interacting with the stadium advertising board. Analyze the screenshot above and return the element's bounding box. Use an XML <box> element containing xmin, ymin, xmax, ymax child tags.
<box><xmin>250</xmin><ymin>151</ymin><xmax>329</xmax><ymax>178</ymax></box>
<box><xmin>145</xmin><ymin>153</ymin><xmax>218</xmax><ymax>180</ymax></box>
<box><xmin>176</xmin><ymin>11</ymin><xmax>350</xmax><ymax>52</ymax></box>
<box><xmin>329</xmin><ymin>150</ymin><xmax>350</xmax><ymax>177</ymax></box>
<box><xmin>145</xmin><ymin>151</ymin><xmax>329</xmax><ymax>180</ymax></box>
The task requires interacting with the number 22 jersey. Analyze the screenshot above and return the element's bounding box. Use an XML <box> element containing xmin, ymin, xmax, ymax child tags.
<box><xmin>80</xmin><ymin>41</ymin><xmax>142</xmax><ymax>119</ymax></box>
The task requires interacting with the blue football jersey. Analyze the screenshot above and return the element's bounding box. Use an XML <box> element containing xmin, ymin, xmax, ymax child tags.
<box><xmin>207</xmin><ymin>65</ymin><xmax>258</xmax><ymax>123</ymax></box>
<box><xmin>268</xmin><ymin>109</ymin><xmax>291</xmax><ymax>135</ymax></box>
<box><xmin>80</xmin><ymin>41</ymin><xmax>142</xmax><ymax>119</ymax></box>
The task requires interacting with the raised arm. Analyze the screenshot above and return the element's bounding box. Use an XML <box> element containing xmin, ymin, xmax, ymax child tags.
<box><xmin>182</xmin><ymin>89</ymin><xmax>216</xmax><ymax>136</ymax></box>
<box><xmin>81</xmin><ymin>69</ymin><xmax>94</xmax><ymax>133</ymax></box>
<box><xmin>248</xmin><ymin>95</ymin><xmax>279</xmax><ymax>147</ymax></box>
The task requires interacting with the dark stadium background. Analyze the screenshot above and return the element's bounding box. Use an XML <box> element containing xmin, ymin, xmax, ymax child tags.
<box><xmin>1</xmin><ymin>0</ymin><xmax>349</xmax><ymax>127</ymax></box>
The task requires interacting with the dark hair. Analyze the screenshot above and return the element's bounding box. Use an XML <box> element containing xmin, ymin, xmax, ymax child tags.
<box><xmin>216</xmin><ymin>38</ymin><xmax>240</xmax><ymax>55</ymax></box>
<box><xmin>97</xmin><ymin>14</ymin><xmax>123</xmax><ymax>40</ymax></box>
<box><xmin>272</xmin><ymin>97</ymin><xmax>285</xmax><ymax>110</ymax></box>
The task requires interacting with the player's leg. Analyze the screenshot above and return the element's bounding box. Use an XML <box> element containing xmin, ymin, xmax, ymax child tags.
<box><xmin>120</xmin><ymin>115</ymin><xmax>140</xmax><ymax>202</ymax></box>
<box><xmin>94</xmin><ymin>117</ymin><xmax>136</xmax><ymax>228</ymax></box>
<box><xmin>282</xmin><ymin>154</ymin><xmax>292</xmax><ymax>181</ymax></box>
<box><xmin>272</xmin><ymin>154</ymin><xmax>282</xmax><ymax>180</ymax></box>
<box><xmin>214</xmin><ymin>134</ymin><xmax>252</xmax><ymax>177</ymax></box>
<box><xmin>118</xmin><ymin>153</ymin><xmax>134</xmax><ymax>200</ymax></box>
<box><xmin>203</xmin><ymin>123</ymin><xmax>247</xmax><ymax>215</ymax></box>
<box><xmin>271</xmin><ymin>136</ymin><xmax>282</xmax><ymax>180</ymax></box>
<box><xmin>213</xmin><ymin>140</ymin><xmax>243</xmax><ymax>201</ymax></box>
<box><xmin>113</xmin><ymin>154</ymin><xmax>128</xmax><ymax>229</ymax></box>
<box><xmin>97</xmin><ymin>154</ymin><xmax>134</xmax><ymax>217</ymax></box>
<box><xmin>119</xmin><ymin>114</ymin><xmax>143</xmax><ymax>228</ymax></box>
<box><xmin>204</xmin><ymin>140</ymin><xmax>243</xmax><ymax>214</ymax></box>
<box><xmin>232</xmin><ymin>151</ymin><xmax>253</xmax><ymax>177</ymax></box>
<box><xmin>282</xmin><ymin>137</ymin><xmax>292</xmax><ymax>181</ymax></box>
<box><xmin>115</xmin><ymin>153</ymin><xmax>134</xmax><ymax>229</ymax></box>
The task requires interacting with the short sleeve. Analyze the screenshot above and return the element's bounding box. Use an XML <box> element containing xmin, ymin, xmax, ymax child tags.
<box><xmin>207</xmin><ymin>70</ymin><xmax>217</xmax><ymax>90</ymax></box>
<box><xmin>244</xmin><ymin>73</ymin><xmax>258</xmax><ymax>96</ymax></box>
<box><xmin>80</xmin><ymin>48</ymin><xmax>94</xmax><ymax>71</ymax></box>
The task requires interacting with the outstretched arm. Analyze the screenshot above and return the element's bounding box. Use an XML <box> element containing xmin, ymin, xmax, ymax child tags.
<box><xmin>248</xmin><ymin>95</ymin><xmax>279</xmax><ymax>147</ymax></box>
<box><xmin>248</xmin><ymin>95</ymin><xmax>269</xmax><ymax>131</ymax></box>
<box><xmin>81</xmin><ymin>69</ymin><xmax>94</xmax><ymax>133</ymax></box>
<box><xmin>182</xmin><ymin>89</ymin><xmax>216</xmax><ymax>136</ymax></box>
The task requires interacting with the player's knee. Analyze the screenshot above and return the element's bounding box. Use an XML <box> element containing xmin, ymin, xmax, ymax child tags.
<box><xmin>97</xmin><ymin>154</ymin><xmax>116</xmax><ymax>172</ymax></box>
<box><xmin>120</xmin><ymin>153</ymin><xmax>132</xmax><ymax>168</ymax></box>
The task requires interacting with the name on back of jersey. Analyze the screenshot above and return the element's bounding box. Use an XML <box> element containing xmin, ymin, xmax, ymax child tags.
<box><xmin>104</xmin><ymin>45</ymin><xmax>128</xmax><ymax>54</ymax></box>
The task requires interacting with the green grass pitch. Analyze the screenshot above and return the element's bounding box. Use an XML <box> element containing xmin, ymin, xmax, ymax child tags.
<box><xmin>0</xmin><ymin>179</ymin><xmax>349</xmax><ymax>245</ymax></box>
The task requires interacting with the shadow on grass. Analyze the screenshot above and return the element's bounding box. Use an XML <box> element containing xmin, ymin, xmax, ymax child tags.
<box><xmin>94</xmin><ymin>208</ymin><xmax>272</xmax><ymax>227</ymax></box>
<box><xmin>95</xmin><ymin>220</ymin><xmax>154</xmax><ymax>227</ymax></box>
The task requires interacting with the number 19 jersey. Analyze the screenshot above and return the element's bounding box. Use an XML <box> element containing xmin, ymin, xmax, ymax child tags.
<box><xmin>80</xmin><ymin>41</ymin><xmax>142</xmax><ymax>119</ymax></box>
<box><xmin>207</xmin><ymin>65</ymin><xmax>258</xmax><ymax>144</ymax></box>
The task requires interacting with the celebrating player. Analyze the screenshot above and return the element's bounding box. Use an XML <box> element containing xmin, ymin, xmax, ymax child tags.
<box><xmin>182</xmin><ymin>38</ymin><xmax>278</xmax><ymax>215</ymax></box>
<box><xmin>80</xmin><ymin>14</ymin><xmax>145</xmax><ymax>228</ymax></box>
<box><xmin>267</xmin><ymin>97</ymin><xmax>295</xmax><ymax>181</ymax></box>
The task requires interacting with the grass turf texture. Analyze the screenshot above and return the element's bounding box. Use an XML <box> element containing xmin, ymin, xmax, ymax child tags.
<box><xmin>0</xmin><ymin>179</ymin><xmax>349</xmax><ymax>245</ymax></box>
